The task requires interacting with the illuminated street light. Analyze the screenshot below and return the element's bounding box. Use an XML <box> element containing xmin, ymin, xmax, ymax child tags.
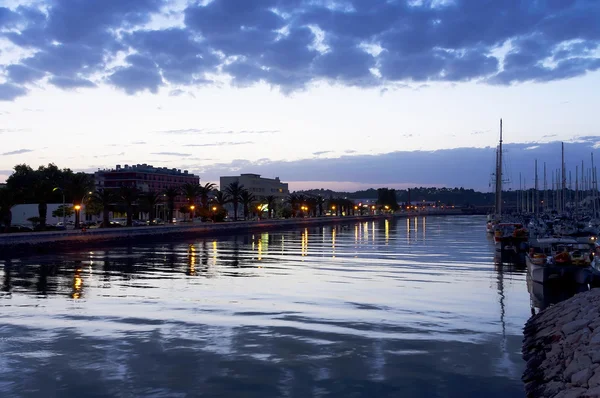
<box><xmin>74</xmin><ymin>204</ymin><xmax>81</xmax><ymax>211</ymax></box>
<box><xmin>212</xmin><ymin>206</ymin><xmax>217</xmax><ymax>211</ymax></box>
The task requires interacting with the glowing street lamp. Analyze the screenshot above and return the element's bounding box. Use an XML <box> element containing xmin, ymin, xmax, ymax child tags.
<box><xmin>212</xmin><ymin>206</ymin><xmax>217</xmax><ymax>212</ymax></box>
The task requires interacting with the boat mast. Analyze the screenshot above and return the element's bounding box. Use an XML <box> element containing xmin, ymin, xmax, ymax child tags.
<box><xmin>561</xmin><ymin>142</ymin><xmax>566</xmax><ymax>213</ymax></box>
<box><xmin>576</xmin><ymin>165</ymin><xmax>579</xmax><ymax>215</ymax></box>
<box><xmin>534</xmin><ymin>159</ymin><xmax>538</xmax><ymax>215</ymax></box>
<box><xmin>495</xmin><ymin>119</ymin><xmax>503</xmax><ymax>218</ymax></box>
<box><xmin>592</xmin><ymin>153</ymin><xmax>597</xmax><ymax>217</ymax></box>
<box><xmin>543</xmin><ymin>162</ymin><xmax>547</xmax><ymax>213</ymax></box>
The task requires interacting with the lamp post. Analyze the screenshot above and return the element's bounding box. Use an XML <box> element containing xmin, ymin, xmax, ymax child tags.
<box><xmin>77</xmin><ymin>191</ymin><xmax>93</xmax><ymax>228</ymax></box>
<box><xmin>53</xmin><ymin>187</ymin><xmax>66</xmax><ymax>226</ymax></box>
<box><xmin>190</xmin><ymin>205</ymin><xmax>195</xmax><ymax>222</ymax></box>
<box><xmin>74</xmin><ymin>204</ymin><xmax>81</xmax><ymax>228</ymax></box>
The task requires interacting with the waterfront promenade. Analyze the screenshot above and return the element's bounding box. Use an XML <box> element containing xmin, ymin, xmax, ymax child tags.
<box><xmin>0</xmin><ymin>214</ymin><xmax>384</xmax><ymax>256</ymax></box>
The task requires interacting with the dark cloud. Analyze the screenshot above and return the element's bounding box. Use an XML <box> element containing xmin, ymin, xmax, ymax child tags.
<box><xmin>107</xmin><ymin>54</ymin><xmax>163</xmax><ymax>94</ymax></box>
<box><xmin>5</xmin><ymin>64</ymin><xmax>46</xmax><ymax>84</ymax></box>
<box><xmin>313</xmin><ymin>151</ymin><xmax>332</xmax><ymax>156</ymax></box>
<box><xmin>151</xmin><ymin>152</ymin><xmax>192</xmax><ymax>157</ymax></box>
<box><xmin>196</xmin><ymin>138</ymin><xmax>600</xmax><ymax>191</ymax></box>
<box><xmin>1</xmin><ymin>0</ymin><xmax>599</xmax><ymax>98</ymax></box>
<box><xmin>186</xmin><ymin>141</ymin><xmax>253</xmax><ymax>147</ymax></box>
<box><xmin>1</xmin><ymin>148</ymin><xmax>34</xmax><ymax>155</ymax></box>
<box><xmin>0</xmin><ymin>83</ymin><xmax>27</xmax><ymax>101</ymax></box>
<box><xmin>48</xmin><ymin>76</ymin><xmax>96</xmax><ymax>89</ymax></box>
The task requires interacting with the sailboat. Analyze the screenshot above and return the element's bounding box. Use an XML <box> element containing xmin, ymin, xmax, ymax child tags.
<box><xmin>487</xmin><ymin>119</ymin><xmax>504</xmax><ymax>233</ymax></box>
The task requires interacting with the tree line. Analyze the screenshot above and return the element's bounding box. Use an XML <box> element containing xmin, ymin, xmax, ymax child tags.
<box><xmin>0</xmin><ymin>164</ymin><xmax>413</xmax><ymax>233</ymax></box>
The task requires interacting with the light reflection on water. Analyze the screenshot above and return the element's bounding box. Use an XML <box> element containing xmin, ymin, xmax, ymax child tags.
<box><xmin>0</xmin><ymin>216</ymin><xmax>531</xmax><ymax>397</ymax></box>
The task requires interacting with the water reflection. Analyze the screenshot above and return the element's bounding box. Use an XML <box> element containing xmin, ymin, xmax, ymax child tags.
<box><xmin>0</xmin><ymin>217</ymin><xmax>530</xmax><ymax>397</ymax></box>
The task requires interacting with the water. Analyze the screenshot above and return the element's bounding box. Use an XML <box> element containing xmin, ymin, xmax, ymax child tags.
<box><xmin>0</xmin><ymin>216</ymin><xmax>532</xmax><ymax>397</ymax></box>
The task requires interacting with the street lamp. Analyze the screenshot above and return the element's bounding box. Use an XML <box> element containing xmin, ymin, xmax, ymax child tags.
<box><xmin>53</xmin><ymin>187</ymin><xmax>66</xmax><ymax>226</ymax></box>
<box><xmin>77</xmin><ymin>191</ymin><xmax>93</xmax><ymax>228</ymax></box>
<box><xmin>212</xmin><ymin>206</ymin><xmax>217</xmax><ymax>212</ymax></box>
<box><xmin>190</xmin><ymin>205</ymin><xmax>195</xmax><ymax>222</ymax></box>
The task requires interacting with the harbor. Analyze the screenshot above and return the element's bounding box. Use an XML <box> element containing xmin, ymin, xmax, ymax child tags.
<box><xmin>0</xmin><ymin>216</ymin><xmax>530</xmax><ymax>397</ymax></box>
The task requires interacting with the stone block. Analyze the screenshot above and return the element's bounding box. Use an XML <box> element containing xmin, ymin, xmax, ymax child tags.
<box><xmin>555</xmin><ymin>387</ymin><xmax>587</xmax><ymax>398</ymax></box>
<box><xmin>572</xmin><ymin>368</ymin><xmax>593</xmax><ymax>388</ymax></box>
<box><xmin>563</xmin><ymin>319</ymin><xmax>592</xmax><ymax>335</ymax></box>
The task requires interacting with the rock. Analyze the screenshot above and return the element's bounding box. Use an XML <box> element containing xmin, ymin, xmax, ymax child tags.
<box><xmin>592</xmin><ymin>351</ymin><xmax>600</xmax><ymax>364</ymax></box>
<box><xmin>590</xmin><ymin>333</ymin><xmax>600</xmax><ymax>345</ymax></box>
<box><xmin>572</xmin><ymin>368</ymin><xmax>593</xmax><ymax>387</ymax></box>
<box><xmin>588</xmin><ymin>369</ymin><xmax>600</xmax><ymax>388</ymax></box>
<box><xmin>563</xmin><ymin>319</ymin><xmax>591</xmax><ymax>335</ymax></box>
<box><xmin>566</xmin><ymin>356</ymin><xmax>593</xmax><ymax>380</ymax></box>
<box><xmin>583</xmin><ymin>386</ymin><xmax>600</xmax><ymax>397</ymax></box>
<box><xmin>555</xmin><ymin>387</ymin><xmax>587</xmax><ymax>398</ymax></box>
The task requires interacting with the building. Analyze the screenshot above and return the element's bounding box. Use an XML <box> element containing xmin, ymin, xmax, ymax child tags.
<box><xmin>219</xmin><ymin>174</ymin><xmax>289</xmax><ymax>202</ymax></box>
<box><xmin>95</xmin><ymin>164</ymin><xmax>200</xmax><ymax>220</ymax></box>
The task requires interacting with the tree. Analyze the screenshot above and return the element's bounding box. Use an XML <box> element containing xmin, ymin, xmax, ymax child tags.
<box><xmin>181</xmin><ymin>183</ymin><xmax>201</xmax><ymax>221</ymax></box>
<box><xmin>0</xmin><ymin>188</ymin><xmax>15</xmax><ymax>232</ymax></box>
<box><xmin>164</xmin><ymin>187</ymin><xmax>180</xmax><ymax>224</ymax></box>
<box><xmin>210</xmin><ymin>190</ymin><xmax>230</xmax><ymax>222</ymax></box>
<box><xmin>91</xmin><ymin>189</ymin><xmax>117</xmax><ymax>228</ymax></box>
<box><xmin>315</xmin><ymin>196</ymin><xmax>325</xmax><ymax>216</ymax></box>
<box><xmin>52</xmin><ymin>205</ymin><xmax>74</xmax><ymax>219</ymax></box>
<box><xmin>119</xmin><ymin>186</ymin><xmax>139</xmax><ymax>227</ymax></box>
<box><xmin>179</xmin><ymin>205</ymin><xmax>190</xmax><ymax>221</ymax></box>
<box><xmin>140</xmin><ymin>191</ymin><xmax>162</xmax><ymax>221</ymax></box>
<box><xmin>266</xmin><ymin>195</ymin><xmax>276</xmax><ymax>219</ymax></box>
<box><xmin>287</xmin><ymin>193</ymin><xmax>299</xmax><ymax>217</ymax></box>
<box><xmin>68</xmin><ymin>172</ymin><xmax>94</xmax><ymax>227</ymax></box>
<box><xmin>212</xmin><ymin>190</ymin><xmax>230</xmax><ymax>208</ymax></box>
<box><xmin>198</xmin><ymin>183</ymin><xmax>216</xmax><ymax>210</ymax></box>
<box><xmin>239</xmin><ymin>190</ymin><xmax>256</xmax><ymax>220</ymax></box>
<box><xmin>225</xmin><ymin>181</ymin><xmax>244</xmax><ymax>221</ymax></box>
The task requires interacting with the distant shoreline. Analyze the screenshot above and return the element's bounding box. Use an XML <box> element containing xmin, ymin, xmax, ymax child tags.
<box><xmin>0</xmin><ymin>211</ymin><xmax>466</xmax><ymax>258</ymax></box>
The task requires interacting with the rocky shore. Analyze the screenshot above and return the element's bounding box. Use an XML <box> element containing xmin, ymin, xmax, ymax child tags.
<box><xmin>523</xmin><ymin>288</ymin><xmax>600</xmax><ymax>398</ymax></box>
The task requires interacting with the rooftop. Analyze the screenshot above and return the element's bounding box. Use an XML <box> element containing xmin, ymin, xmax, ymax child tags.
<box><xmin>97</xmin><ymin>164</ymin><xmax>196</xmax><ymax>177</ymax></box>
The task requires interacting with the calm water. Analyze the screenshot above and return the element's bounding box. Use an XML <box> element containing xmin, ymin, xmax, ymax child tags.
<box><xmin>0</xmin><ymin>216</ymin><xmax>533</xmax><ymax>397</ymax></box>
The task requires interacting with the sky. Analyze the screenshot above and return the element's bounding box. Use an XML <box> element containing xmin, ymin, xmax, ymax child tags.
<box><xmin>0</xmin><ymin>0</ymin><xmax>599</xmax><ymax>191</ymax></box>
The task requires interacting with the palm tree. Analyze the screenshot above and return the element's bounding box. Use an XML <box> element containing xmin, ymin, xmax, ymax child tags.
<box><xmin>181</xmin><ymin>183</ymin><xmax>201</xmax><ymax>221</ymax></box>
<box><xmin>164</xmin><ymin>187</ymin><xmax>180</xmax><ymax>224</ymax></box>
<box><xmin>119</xmin><ymin>186</ymin><xmax>139</xmax><ymax>227</ymax></box>
<box><xmin>315</xmin><ymin>196</ymin><xmax>326</xmax><ymax>216</ymax></box>
<box><xmin>225</xmin><ymin>181</ymin><xmax>245</xmax><ymax>221</ymax></box>
<box><xmin>266</xmin><ymin>195</ymin><xmax>276</xmax><ymax>219</ymax></box>
<box><xmin>212</xmin><ymin>190</ymin><xmax>230</xmax><ymax>208</ymax></box>
<box><xmin>91</xmin><ymin>189</ymin><xmax>117</xmax><ymax>227</ymax></box>
<box><xmin>141</xmin><ymin>191</ymin><xmax>162</xmax><ymax>222</ymax></box>
<box><xmin>198</xmin><ymin>182</ymin><xmax>216</xmax><ymax>210</ymax></box>
<box><xmin>287</xmin><ymin>193</ymin><xmax>299</xmax><ymax>217</ymax></box>
<box><xmin>239</xmin><ymin>190</ymin><xmax>256</xmax><ymax>220</ymax></box>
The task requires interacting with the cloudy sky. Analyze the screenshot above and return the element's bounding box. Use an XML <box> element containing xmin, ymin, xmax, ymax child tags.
<box><xmin>1</xmin><ymin>0</ymin><xmax>599</xmax><ymax>191</ymax></box>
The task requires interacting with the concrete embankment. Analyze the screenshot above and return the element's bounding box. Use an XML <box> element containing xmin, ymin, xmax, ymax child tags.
<box><xmin>523</xmin><ymin>288</ymin><xmax>600</xmax><ymax>398</ymax></box>
<box><xmin>0</xmin><ymin>215</ymin><xmax>384</xmax><ymax>257</ymax></box>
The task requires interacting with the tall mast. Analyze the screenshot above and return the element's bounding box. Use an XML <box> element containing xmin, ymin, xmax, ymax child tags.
<box><xmin>534</xmin><ymin>159</ymin><xmax>538</xmax><ymax>215</ymax></box>
<box><xmin>561</xmin><ymin>142</ymin><xmax>566</xmax><ymax>213</ymax></box>
<box><xmin>495</xmin><ymin>119</ymin><xmax>503</xmax><ymax>218</ymax></box>
<box><xmin>543</xmin><ymin>162</ymin><xmax>547</xmax><ymax>212</ymax></box>
<box><xmin>519</xmin><ymin>172</ymin><xmax>522</xmax><ymax>214</ymax></box>
<box><xmin>592</xmin><ymin>153</ymin><xmax>597</xmax><ymax>217</ymax></box>
<box><xmin>576</xmin><ymin>165</ymin><xmax>579</xmax><ymax>215</ymax></box>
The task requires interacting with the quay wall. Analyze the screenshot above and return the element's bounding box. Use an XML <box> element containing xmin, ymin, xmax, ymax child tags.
<box><xmin>0</xmin><ymin>210</ymin><xmax>465</xmax><ymax>257</ymax></box>
<box><xmin>523</xmin><ymin>288</ymin><xmax>600</xmax><ymax>398</ymax></box>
